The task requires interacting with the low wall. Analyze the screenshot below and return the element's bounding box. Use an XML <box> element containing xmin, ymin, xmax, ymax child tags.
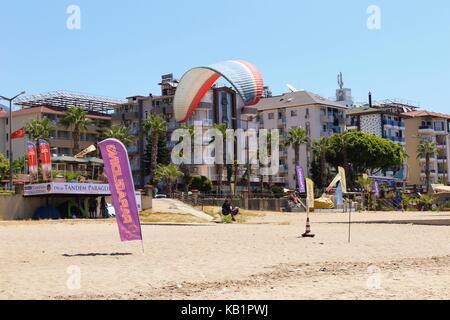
<box><xmin>0</xmin><ymin>195</ymin><xmax>48</xmax><ymax>220</ymax></box>
<box><xmin>141</xmin><ymin>195</ymin><xmax>152</xmax><ymax>210</ymax></box>
<box><xmin>0</xmin><ymin>194</ymin><xmax>152</xmax><ymax>221</ymax></box>
<box><xmin>191</xmin><ymin>197</ymin><xmax>288</xmax><ymax>212</ymax></box>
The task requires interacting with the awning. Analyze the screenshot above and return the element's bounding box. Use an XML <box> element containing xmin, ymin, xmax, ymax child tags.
<box><xmin>51</xmin><ymin>156</ymin><xmax>89</xmax><ymax>164</ymax></box>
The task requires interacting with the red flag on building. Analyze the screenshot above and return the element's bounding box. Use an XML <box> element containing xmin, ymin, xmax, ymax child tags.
<box><xmin>11</xmin><ymin>128</ymin><xmax>25</xmax><ymax>139</ymax></box>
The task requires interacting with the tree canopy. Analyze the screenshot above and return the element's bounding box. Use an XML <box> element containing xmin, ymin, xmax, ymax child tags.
<box><xmin>311</xmin><ymin>131</ymin><xmax>406</xmax><ymax>187</ymax></box>
<box><xmin>324</xmin><ymin>131</ymin><xmax>406</xmax><ymax>175</ymax></box>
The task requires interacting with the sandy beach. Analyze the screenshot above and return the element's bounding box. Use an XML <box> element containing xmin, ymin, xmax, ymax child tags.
<box><xmin>0</xmin><ymin>211</ymin><xmax>449</xmax><ymax>300</ymax></box>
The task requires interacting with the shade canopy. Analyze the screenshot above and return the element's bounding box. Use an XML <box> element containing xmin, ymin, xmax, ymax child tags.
<box><xmin>174</xmin><ymin>60</ymin><xmax>264</xmax><ymax>123</ymax></box>
<box><xmin>52</xmin><ymin>156</ymin><xmax>104</xmax><ymax>165</ymax></box>
<box><xmin>52</xmin><ymin>156</ymin><xmax>88</xmax><ymax>164</ymax></box>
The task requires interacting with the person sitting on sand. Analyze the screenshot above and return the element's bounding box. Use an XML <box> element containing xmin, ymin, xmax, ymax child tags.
<box><xmin>222</xmin><ymin>199</ymin><xmax>240</xmax><ymax>221</ymax></box>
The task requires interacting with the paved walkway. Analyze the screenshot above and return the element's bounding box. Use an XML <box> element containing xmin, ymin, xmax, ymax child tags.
<box><xmin>152</xmin><ymin>199</ymin><xmax>213</xmax><ymax>222</ymax></box>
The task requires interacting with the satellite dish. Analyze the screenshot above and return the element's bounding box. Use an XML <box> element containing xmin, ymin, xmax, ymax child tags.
<box><xmin>287</xmin><ymin>84</ymin><xmax>299</xmax><ymax>93</ymax></box>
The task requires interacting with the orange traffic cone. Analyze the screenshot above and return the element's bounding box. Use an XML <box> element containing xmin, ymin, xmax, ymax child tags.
<box><xmin>302</xmin><ymin>217</ymin><xmax>315</xmax><ymax>238</ymax></box>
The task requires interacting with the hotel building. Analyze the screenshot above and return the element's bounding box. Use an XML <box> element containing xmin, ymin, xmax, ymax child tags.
<box><xmin>0</xmin><ymin>91</ymin><xmax>122</xmax><ymax>168</ymax></box>
<box><xmin>113</xmin><ymin>74</ymin><xmax>253</xmax><ymax>188</ymax></box>
<box><xmin>403</xmin><ymin>110</ymin><xmax>450</xmax><ymax>185</ymax></box>
<box><xmin>254</xmin><ymin>91</ymin><xmax>347</xmax><ymax>188</ymax></box>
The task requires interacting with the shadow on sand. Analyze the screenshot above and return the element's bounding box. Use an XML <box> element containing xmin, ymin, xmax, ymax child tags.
<box><xmin>62</xmin><ymin>253</ymin><xmax>133</xmax><ymax>257</ymax></box>
<box><xmin>141</xmin><ymin>223</ymin><xmax>215</xmax><ymax>227</ymax></box>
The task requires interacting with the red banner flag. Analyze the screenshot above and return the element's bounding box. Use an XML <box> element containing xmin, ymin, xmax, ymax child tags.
<box><xmin>11</xmin><ymin>128</ymin><xmax>25</xmax><ymax>140</ymax></box>
<box><xmin>39</xmin><ymin>139</ymin><xmax>52</xmax><ymax>181</ymax></box>
<box><xmin>27</xmin><ymin>141</ymin><xmax>38</xmax><ymax>182</ymax></box>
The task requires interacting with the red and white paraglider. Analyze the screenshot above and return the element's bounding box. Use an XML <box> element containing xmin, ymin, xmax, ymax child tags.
<box><xmin>174</xmin><ymin>60</ymin><xmax>264</xmax><ymax>123</ymax></box>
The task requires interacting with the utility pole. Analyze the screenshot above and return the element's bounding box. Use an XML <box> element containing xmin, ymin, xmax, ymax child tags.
<box><xmin>0</xmin><ymin>91</ymin><xmax>26</xmax><ymax>191</ymax></box>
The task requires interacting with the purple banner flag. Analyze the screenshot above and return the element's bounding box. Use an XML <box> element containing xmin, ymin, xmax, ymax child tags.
<box><xmin>99</xmin><ymin>139</ymin><xmax>143</xmax><ymax>242</ymax></box>
<box><xmin>296</xmin><ymin>165</ymin><xmax>306</xmax><ymax>193</ymax></box>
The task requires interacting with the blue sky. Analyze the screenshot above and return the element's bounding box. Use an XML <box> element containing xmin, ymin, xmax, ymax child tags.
<box><xmin>1</xmin><ymin>0</ymin><xmax>449</xmax><ymax>112</ymax></box>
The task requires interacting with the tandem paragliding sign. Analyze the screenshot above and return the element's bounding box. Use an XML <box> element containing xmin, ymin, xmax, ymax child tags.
<box><xmin>173</xmin><ymin>60</ymin><xmax>264</xmax><ymax>123</ymax></box>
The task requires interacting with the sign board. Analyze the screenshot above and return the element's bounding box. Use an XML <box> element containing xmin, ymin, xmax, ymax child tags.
<box><xmin>24</xmin><ymin>183</ymin><xmax>111</xmax><ymax>196</ymax></box>
<box><xmin>135</xmin><ymin>191</ymin><xmax>142</xmax><ymax>212</ymax></box>
<box><xmin>24</xmin><ymin>183</ymin><xmax>144</xmax><ymax>213</ymax></box>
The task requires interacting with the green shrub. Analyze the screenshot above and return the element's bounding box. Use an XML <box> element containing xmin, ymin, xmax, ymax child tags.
<box><xmin>190</xmin><ymin>175</ymin><xmax>212</xmax><ymax>192</ymax></box>
<box><xmin>271</xmin><ymin>186</ymin><xmax>285</xmax><ymax>198</ymax></box>
<box><xmin>221</xmin><ymin>214</ymin><xmax>233</xmax><ymax>224</ymax></box>
<box><xmin>65</xmin><ymin>171</ymin><xmax>81</xmax><ymax>182</ymax></box>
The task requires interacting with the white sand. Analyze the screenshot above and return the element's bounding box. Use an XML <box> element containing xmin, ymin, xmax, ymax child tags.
<box><xmin>0</xmin><ymin>211</ymin><xmax>449</xmax><ymax>300</ymax></box>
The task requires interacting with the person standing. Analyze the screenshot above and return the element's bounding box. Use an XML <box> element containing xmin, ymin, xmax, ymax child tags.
<box><xmin>100</xmin><ymin>197</ymin><xmax>108</xmax><ymax>218</ymax></box>
<box><xmin>88</xmin><ymin>198</ymin><xmax>98</xmax><ymax>219</ymax></box>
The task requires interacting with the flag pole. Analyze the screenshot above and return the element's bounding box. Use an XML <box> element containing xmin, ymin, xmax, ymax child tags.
<box><xmin>348</xmin><ymin>198</ymin><xmax>352</xmax><ymax>243</ymax></box>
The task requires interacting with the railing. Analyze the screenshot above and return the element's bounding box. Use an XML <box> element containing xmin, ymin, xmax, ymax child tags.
<box><xmin>386</xmin><ymin>136</ymin><xmax>405</xmax><ymax>143</ymax></box>
<box><xmin>419</xmin><ymin>125</ymin><xmax>434</xmax><ymax>130</ymax></box>
<box><xmin>383</xmin><ymin>120</ymin><xmax>405</xmax><ymax>127</ymax></box>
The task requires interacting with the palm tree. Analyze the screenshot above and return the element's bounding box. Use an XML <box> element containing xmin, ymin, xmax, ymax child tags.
<box><xmin>312</xmin><ymin>137</ymin><xmax>330</xmax><ymax>192</ymax></box>
<box><xmin>25</xmin><ymin>118</ymin><xmax>55</xmax><ymax>181</ymax></box>
<box><xmin>213</xmin><ymin>123</ymin><xmax>227</xmax><ymax>196</ymax></box>
<box><xmin>356</xmin><ymin>175</ymin><xmax>373</xmax><ymax>210</ymax></box>
<box><xmin>179</xmin><ymin>124</ymin><xmax>195</xmax><ymax>192</ymax></box>
<box><xmin>334</xmin><ymin>132</ymin><xmax>352</xmax><ymax>183</ymax></box>
<box><xmin>26</xmin><ymin>117</ymin><xmax>54</xmax><ymax>144</ymax></box>
<box><xmin>154</xmin><ymin>164</ymin><xmax>183</xmax><ymax>197</ymax></box>
<box><xmin>259</xmin><ymin>132</ymin><xmax>273</xmax><ymax>191</ymax></box>
<box><xmin>285</xmin><ymin>127</ymin><xmax>309</xmax><ymax>169</ymax></box>
<box><xmin>101</xmin><ymin>125</ymin><xmax>135</xmax><ymax>147</ymax></box>
<box><xmin>59</xmin><ymin>106</ymin><xmax>92</xmax><ymax>156</ymax></box>
<box><xmin>143</xmin><ymin>115</ymin><xmax>167</xmax><ymax>180</ymax></box>
<box><xmin>417</xmin><ymin>140</ymin><xmax>437</xmax><ymax>194</ymax></box>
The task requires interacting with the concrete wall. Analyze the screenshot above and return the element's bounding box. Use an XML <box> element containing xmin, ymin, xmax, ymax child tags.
<box><xmin>141</xmin><ymin>194</ymin><xmax>152</xmax><ymax>211</ymax></box>
<box><xmin>198</xmin><ymin>197</ymin><xmax>288</xmax><ymax>212</ymax></box>
<box><xmin>0</xmin><ymin>195</ymin><xmax>124</xmax><ymax>220</ymax></box>
<box><xmin>0</xmin><ymin>195</ymin><xmax>48</xmax><ymax>220</ymax></box>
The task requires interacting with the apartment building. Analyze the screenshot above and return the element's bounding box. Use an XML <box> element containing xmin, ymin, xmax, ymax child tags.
<box><xmin>346</xmin><ymin>101</ymin><xmax>417</xmax><ymax>146</ymax></box>
<box><xmin>403</xmin><ymin>111</ymin><xmax>450</xmax><ymax>185</ymax></box>
<box><xmin>113</xmin><ymin>74</ymin><xmax>251</xmax><ymax>188</ymax></box>
<box><xmin>0</xmin><ymin>91</ymin><xmax>121</xmax><ymax>161</ymax></box>
<box><xmin>254</xmin><ymin>91</ymin><xmax>347</xmax><ymax>188</ymax></box>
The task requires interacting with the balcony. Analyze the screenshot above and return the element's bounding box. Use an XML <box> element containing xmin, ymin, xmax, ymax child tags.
<box><xmin>438</xmin><ymin>171</ymin><xmax>448</xmax><ymax>177</ymax></box>
<box><xmin>418</xmin><ymin>125</ymin><xmax>436</xmax><ymax>135</ymax></box>
<box><xmin>421</xmin><ymin>170</ymin><xmax>437</xmax><ymax>177</ymax></box>
<box><xmin>419</xmin><ymin>157</ymin><xmax>437</xmax><ymax>162</ymax></box>
<box><xmin>437</xmin><ymin>155</ymin><xmax>447</xmax><ymax>163</ymax></box>
<box><xmin>386</xmin><ymin>136</ymin><xmax>405</xmax><ymax>144</ymax></box>
<box><xmin>383</xmin><ymin>119</ymin><xmax>405</xmax><ymax>129</ymax></box>
<box><xmin>434</xmin><ymin>127</ymin><xmax>448</xmax><ymax>135</ymax></box>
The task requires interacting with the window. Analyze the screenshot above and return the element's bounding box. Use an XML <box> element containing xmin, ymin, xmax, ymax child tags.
<box><xmin>268</xmin><ymin>113</ymin><xmax>274</xmax><ymax>120</ymax></box>
<box><xmin>291</xmin><ymin>110</ymin><xmax>297</xmax><ymax>117</ymax></box>
<box><xmin>305</xmin><ymin>108</ymin><xmax>310</xmax><ymax>118</ymax></box>
<box><xmin>278</xmin><ymin>112</ymin><xmax>283</xmax><ymax>120</ymax></box>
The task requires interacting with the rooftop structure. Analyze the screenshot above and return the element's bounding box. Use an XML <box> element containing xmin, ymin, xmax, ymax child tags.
<box><xmin>14</xmin><ymin>91</ymin><xmax>125</xmax><ymax>114</ymax></box>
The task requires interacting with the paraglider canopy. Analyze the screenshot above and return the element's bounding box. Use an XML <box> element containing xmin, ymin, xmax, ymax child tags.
<box><xmin>174</xmin><ymin>60</ymin><xmax>264</xmax><ymax>123</ymax></box>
